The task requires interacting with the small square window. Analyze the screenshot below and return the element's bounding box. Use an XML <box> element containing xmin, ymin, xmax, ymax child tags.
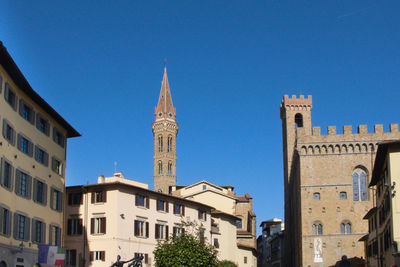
<box><xmin>340</xmin><ymin>192</ymin><xmax>347</xmax><ymax>200</ymax></box>
<box><xmin>313</xmin><ymin>192</ymin><xmax>320</xmax><ymax>200</ymax></box>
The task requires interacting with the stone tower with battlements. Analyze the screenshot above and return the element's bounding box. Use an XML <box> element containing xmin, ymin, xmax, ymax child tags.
<box><xmin>281</xmin><ymin>95</ymin><xmax>400</xmax><ymax>267</ymax></box>
<box><xmin>152</xmin><ymin>67</ymin><xmax>178</xmax><ymax>194</ymax></box>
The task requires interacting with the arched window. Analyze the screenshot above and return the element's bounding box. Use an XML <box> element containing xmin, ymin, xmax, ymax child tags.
<box><xmin>158</xmin><ymin>161</ymin><xmax>163</xmax><ymax>175</ymax></box>
<box><xmin>312</xmin><ymin>222</ymin><xmax>323</xmax><ymax>235</ymax></box>
<box><xmin>168</xmin><ymin>161</ymin><xmax>172</xmax><ymax>175</ymax></box>
<box><xmin>340</xmin><ymin>222</ymin><xmax>351</xmax><ymax>234</ymax></box>
<box><xmin>167</xmin><ymin>136</ymin><xmax>172</xmax><ymax>152</ymax></box>
<box><xmin>158</xmin><ymin>136</ymin><xmax>163</xmax><ymax>152</ymax></box>
<box><xmin>340</xmin><ymin>192</ymin><xmax>347</xmax><ymax>200</ymax></box>
<box><xmin>313</xmin><ymin>192</ymin><xmax>320</xmax><ymax>200</ymax></box>
<box><xmin>353</xmin><ymin>168</ymin><xmax>367</xmax><ymax>201</ymax></box>
<box><xmin>295</xmin><ymin>113</ymin><xmax>303</xmax><ymax>128</ymax></box>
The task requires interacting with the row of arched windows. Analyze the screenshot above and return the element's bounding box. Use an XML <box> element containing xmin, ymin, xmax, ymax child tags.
<box><xmin>158</xmin><ymin>135</ymin><xmax>173</xmax><ymax>153</ymax></box>
<box><xmin>312</xmin><ymin>221</ymin><xmax>352</xmax><ymax>235</ymax></box>
<box><xmin>158</xmin><ymin>161</ymin><xmax>173</xmax><ymax>175</ymax></box>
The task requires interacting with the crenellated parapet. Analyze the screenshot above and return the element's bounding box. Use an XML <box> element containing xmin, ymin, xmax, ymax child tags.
<box><xmin>280</xmin><ymin>94</ymin><xmax>312</xmax><ymax>117</ymax></box>
<box><xmin>296</xmin><ymin>123</ymin><xmax>400</xmax><ymax>156</ymax></box>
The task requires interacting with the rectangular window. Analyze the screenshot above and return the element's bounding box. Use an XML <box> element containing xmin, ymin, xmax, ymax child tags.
<box><xmin>157</xmin><ymin>199</ymin><xmax>168</xmax><ymax>212</ymax></box>
<box><xmin>51</xmin><ymin>188</ymin><xmax>63</xmax><ymax>211</ymax></box>
<box><xmin>340</xmin><ymin>192</ymin><xmax>347</xmax><ymax>200</ymax></box>
<box><xmin>173</xmin><ymin>203</ymin><xmax>185</xmax><ymax>216</ymax></box>
<box><xmin>134</xmin><ymin>220</ymin><xmax>149</xmax><ymax>238</ymax></box>
<box><xmin>19</xmin><ymin>99</ymin><xmax>35</xmax><ymax>124</ymax></box>
<box><xmin>51</xmin><ymin>157</ymin><xmax>64</xmax><ymax>176</ymax></box>
<box><xmin>91</xmin><ymin>191</ymin><xmax>106</xmax><ymax>203</ymax></box>
<box><xmin>198</xmin><ymin>210</ymin><xmax>207</xmax><ymax>221</ymax></box>
<box><xmin>199</xmin><ymin>228</ymin><xmax>205</xmax><ymax>243</ymax></box>
<box><xmin>35</xmin><ymin>146</ymin><xmax>49</xmax><ymax>166</ymax></box>
<box><xmin>17</xmin><ymin>134</ymin><xmax>33</xmax><ymax>157</ymax></box>
<box><xmin>135</xmin><ymin>194</ymin><xmax>149</xmax><ymax>208</ymax></box>
<box><xmin>0</xmin><ymin>207</ymin><xmax>11</xmax><ymax>236</ymax></box>
<box><xmin>155</xmin><ymin>223</ymin><xmax>169</xmax><ymax>240</ymax></box>
<box><xmin>1</xmin><ymin>158</ymin><xmax>13</xmax><ymax>190</ymax></box>
<box><xmin>236</xmin><ymin>219</ymin><xmax>242</xmax><ymax>229</ymax></box>
<box><xmin>32</xmin><ymin>219</ymin><xmax>45</xmax><ymax>244</ymax></box>
<box><xmin>36</xmin><ymin>114</ymin><xmax>50</xmax><ymax>136</ymax></box>
<box><xmin>90</xmin><ymin>251</ymin><xmax>105</xmax><ymax>261</ymax></box>
<box><xmin>91</xmin><ymin>217</ymin><xmax>106</xmax><ymax>235</ymax></box>
<box><xmin>4</xmin><ymin>83</ymin><xmax>17</xmax><ymax>110</ymax></box>
<box><xmin>53</xmin><ymin>127</ymin><xmax>65</xmax><ymax>148</ymax></box>
<box><xmin>2</xmin><ymin>119</ymin><xmax>16</xmax><ymax>145</ymax></box>
<box><xmin>66</xmin><ymin>249</ymin><xmax>77</xmax><ymax>266</ymax></box>
<box><xmin>68</xmin><ymin>192</ymin><xmax>82</xmax><ymax>205</ymax></box>
<box><xmin>13</xmin><ymin>213</ymin><xmax>30</xmax><ymax>241</ymax></box>
<box><xmin>214</xmin><ymin>238</ymin><xmax>219</xmax><ymax>248</ymax></box>
<box><xmin>244</xmin><ymin>256</ymin><xmax>247</xmax><ymax>264</ymax></box>
<box><xmin>15</xmin><ymin>170</ymin><xmax>32</xmax><ymax>199</ymax></box>
<box><xmin>49</xmin><ymin>224</ymin><xmax>61</xmax><ymax>246</ymax></box>
<box><xmin>33</xmin><ymin>178</ymin><xmax>47</xmax><ymax>205</ymax></box>
<box><xmin>67</xmin><ymin>218</ymin><xmax>83</xmax><ymax>235</ymax></box>
<box><xmin>173</xmin><ymin>226</ymin><xmax>184</xmax><ymax>237</ymax></box>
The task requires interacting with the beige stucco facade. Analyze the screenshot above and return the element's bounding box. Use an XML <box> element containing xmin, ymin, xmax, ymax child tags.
<box><xmin>281</xmin><ymin>95</ymin><xmax>400</xmax><ymax>267</ymax></box>
<box><xmin>64</xmin><ymin>173</ymin><xmax>212</xmax><ymax>267</ymax></box>
<box><xmin>0</xmin><ymin>42</ymin><xmax>79</xmax><ymax>267</ymax></box>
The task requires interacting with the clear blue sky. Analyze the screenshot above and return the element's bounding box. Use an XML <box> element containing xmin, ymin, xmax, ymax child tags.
<box><xmin>1</xmin><ymin>1</ymin><xmax>400</xmax><ymax>234</ymax></box>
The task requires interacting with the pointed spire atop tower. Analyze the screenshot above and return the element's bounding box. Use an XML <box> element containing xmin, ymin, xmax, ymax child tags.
<box><xmin>155</xmin><ymin>66</ymin><xmax>176</xmax><ymax>120</ymax></box>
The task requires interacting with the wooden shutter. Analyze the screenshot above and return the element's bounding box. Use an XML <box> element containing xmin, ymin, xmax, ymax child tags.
<box><xmin>166</xmin><ymin>225</ymin><xmax>169</xmax><ymax>240</ymax></box>
<box><xmin>89</xmin><ymin>252</ymin><xmax>94</xmax><ymax>261</ymax></box>
<box><xmin>145</xmin><ymin>254</ymin><xmax>148</xmax><ymax>264</ymax></box>
<box><xmin>15</xmin><ymin>170</ymin><xmax>21</xmax><ymax>195</ymax></box>
<box><xmin>30</xmin><ymin>109</ymin><xmax>36</xmax><ymax>125</ymax></box>
<box><xmin>103</xmin><ymin>191</ymin><xmax>107</xmax><ymax>202</ymax></box>
<box><xmin>135</xmin><ymin>195</ymin><xmax>138</xmax><ymax>206</ymax></box>
<box><xmin>17</xmin><ymin>134</ymin><xmax>21</xmax><ymax>151</ymax></box>
<box><xmin>24</xmin><ymin>216</ymin><xmax>30</xmax><ymax>241</ymax></box>
<box><xmin>31</xmin><ymin>219</ymin><xmax>37</xmax><ymax>242</ymax></box>
<box><xmin>78</xmin><ymin>219</ymin><xmax>83</xmax><ymax>235</ymax></box>
<box><xmin>146</xmin><ymin>196</ymin><xmax>149</xmax><ymax>209</ymax></box>
<box><xmin>134</xmin><ymin>220</ymin><xmax>138</xmax><ymax>236</ymax></box>
<box><xmin>67</xmin><ymin>219</ymin><xmax>72</xmax><ymax>235</ymax></box>
<box><xmin>182</xmin><ymin>205</ymin><xmax>185</xmax><ymax>216</ymax></box>
<box><xmin>59</xmin><ymin>191</ymin><xmax>63</xmax><ymax>211</ymax></box>
<box><xmin>101</xmin><ymin>251</ymin><xmax>105</xmax><ymax>261</ymax></box>
<box><xmin>28</xmin><ymin>140</ymin><xmax>34</xmax><ymax>157</ymax></box>
<box><xmin>146</xmin><ymin>222</ymin><xmax>149</xmax><ymax>238</ymax></box>
<box><xmin>44</xmin><ymin>151</ymin><xmax>49</xmax><ymax>166</ymax></box>
<box><xmin>166</xmin><ymin>201</ymin><xmax>169</xmax><ymax>212</ymax></box>
<box><xmin>49</xmin><ymin>225</ymin><xmax>53</xmax><ymax>245</ymax></box>
<box><xmin>91</xmin><ymin>192</ymin><xmax>95</xmax><ymax>203</ymax></box>
<box><xmin>42</xmin><ymin>222</ymin><xmax>46</xmax><ymax>244</ymax></box>
<box><xmin>101</xmin><ymin>217</ymin><xmax>106</xmax><ymax>234</ymax></box>
<box><xmin>198</xmin><ymin>210</ymin><xmax>201</xmax><ymax>219</ymax></box>
<box><xmin>33</xmin><ymin>179</ymin><xmax>38</xmax><ymax>202</ymax></box>
<box><xmin>43</xmin><ymin>183</ymin><xmax>48</xmax><ymax>205</ymax></box>
<box><xmin>90</xmin><ymin>218</ymin><xmax>94</xmax><ymax>234</ymax></box>
<box><xmin>50</xmin><ymin>188</ymin><xmax>54</xmax><ymax>209</ymax></box>
<box><xmin>18</xmin><ymin>99</ymin><xmax>24</xmax><ymax>116</ymax></box>
<box><xmin>13</xmin><ymin>213</ymin><xmax>18</xmax><ymax>239</ymax></box>
<box><xmin>26</xmin><ymin>175</ymin><xmax>32</xmax><ymax>199</ymax></box>
<box><xmin>155</xmin><ymin>224</ymin><xmax>159</xmax><ymax>239</ymax></box>
<box><xmin>2</xmin><ymin>120</ymin><xmax>6</xmax><ymax>140</ymax></box>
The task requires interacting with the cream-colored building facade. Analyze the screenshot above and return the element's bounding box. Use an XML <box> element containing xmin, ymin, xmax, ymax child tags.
<box><xmin>281</xmin><ymin>95</ymin><xmax>400</xmax><ymax>267</ymax></box>
<box><xmin>0</xmin><ymin>41</ymin><xmax>80</xmax><ymax>267</ymax></box>
<box><xmin>64</xmin><ymin>172</ymin><xmax>212</xmax><ymax>267</ymax></box>
<box><xmin>363</xmin><ymin>140</ymin><xmax>400</xmax><ymax>267</ymax></box>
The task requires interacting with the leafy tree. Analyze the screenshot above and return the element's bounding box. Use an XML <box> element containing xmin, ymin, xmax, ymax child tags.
<box><xmin>153</xmin><ymin>220</ymin><xmax>218</xmax><ymax>267</ymax></box>
<box><xmin>216</xmin><ymin>260</ymin><xmax>237</xmax><ymax>267</ymax></box>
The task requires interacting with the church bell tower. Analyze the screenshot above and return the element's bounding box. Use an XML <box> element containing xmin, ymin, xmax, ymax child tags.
<box><xmin>152</xmin><ymin>67</ymin><xmax>178</xmax><ymax>193</ymax></box>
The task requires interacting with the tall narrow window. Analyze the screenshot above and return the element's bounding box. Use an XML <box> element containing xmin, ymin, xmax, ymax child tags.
<box><xmin>167</xmin><ymin>136</ymin><xmax>172</xmax><ymax>152</ymax></box>
<box><xmin>158</xmin><ymin>161</ymin><xmax>163</xmax><ymax>175</ymax></box>
<box><xmin>158</xmin><ymin>136</ymin><xmax>163</xmax><ymax>152</ymax></box>
<box><xmin>353</xmin><ymin>168</ymin><xmax>368</xmax><ymax>201</ymax></box>
<box><xmin>295</xmin><ymin>113</ymin><xmax>303</xmax><ymax>128</ymax></box>
<box><xmin>313</xmin><ymin>192</ymin><xmax>320</xmax><ymax>200</ymax></box>
<box><xmin>340</xmin><ymin>221</ymin><xmax>352</xmax><ymax>234</ymax></box>
<box><xmin>312</xmin><ymin>222</ymin><xmax>323</xmax><ymax>235</ymax></box>
<box><xmin>168</xmin><ymin>162</ymin><xmax>172</xmax><ymax>175</ymax></box>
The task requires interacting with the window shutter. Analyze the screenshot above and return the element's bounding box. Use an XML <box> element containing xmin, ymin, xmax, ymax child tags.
<box><xmin>135</xmin><ymin>195</ymin><xmax>138</xmax><ymax>206</ymax></box>
<box><xmin>33</xmin><ymin>179</ymin><xmax>38</xmax><ymax>202</ymax></box>
<box><xmin>6</xmin><ymin>210</ymin><xmax>12</xmax><ymax>236</ymax></box>
<box><xmin>101</xmin><ymin>251</ymin><xmax>105</xmax><ymax>261</ymax></box>
<box><xmin>78</xmin><ymin>219</ymin><xmax>83</xmax><ymax>235</ymax></box>
<box><xmin>166</xmin><ymin>225</ymin><xmax>169</xmax><ymax>239</ymax></box>
<box><xmin>173</xmin><ymin>227</ymin><xmax>177</xmax><ymax>237</ymax></box>
<box><xmin>353</xmin><ymin>173</ymin><xmax>359</xmax><ymax>201</ymax></box>
<box><xmin>50</xmin><ymin>188</ymin><xmax>54</xmax><ymax>210</ymax></box>
<box><xmin>0</xmin><ymin>158</ymin><xmax>3</xmax><ymax>186</ymax></box>
<box><xmin>0</xmin><ymin>74</ymin><xmax>2</xmax><ymax>93</ymax></box>
<box><xmin>182</xmin><ymin>205</ymin><xmax>185</xmax><ymax>216</ymax></box>
<box><xmin>34</xmin><ymin>146</ymin><xmax>39</xmax><ymax>161</ymax></box>
<box><xmin>166</xmin><ymin>201</ymin><xmax>169</xmax><ymax>213</ymax></box>
<box><xmin>198</xmin><ymin>210</ymin><xmax>201</xmax><ymax>219</ymax></box>
<box><xmin>146</xmin><ymin>197</ymin><xmax>149</xmax><ymax>209</ymax></box>
<box><xmin>17</xmin><ymin>134</ymin><xmax>21</xmax><ymax>151</ymax></box>
<box><xmin>59</xmin><ymin>191</ymin><xmax>63</xmax><ymax>211</ymax></box>
<box><xmin>15</xmin><ymin>170</ymin><xmax>21</xmax><ymax>195</ymax></box>
<box><xmin>43</xmin><ymin>183</ymin><xmax>48</xmax><ymax>205</ymax></box>
<box><xmin>52</xmin><ymin>127</ymin><xmax>57</xmax><ymax>142</ymax></box>
<box><xmin>44</xmin><ymin>151</ymin><xmax>49</xmax><ymax>166</ymax></box>
<box><xmin>101</xmin><ymin>218</ymin><xmax>106</xmax><ymax>234</ymax></box>
<box><xmin>18</xmin><ymin>99</ymin><xmax>24</xmax><ymax>116</ymax></box>
<box><xmin>67</xmin><ymin>219</ymin><xmax>72</xmax><ymax>235</ymax></box>
<box><xmin>134</xmin><ymin>220</ymin><xmax>138</xmax><ymax>236</ymax></box>
<box><xmin>89</xmin><ymin>252</ymin><xmax>94</xmax><ymax>261</ymax></box>
<box><xmin>91</xmin><ymin>192</ymin><xmax>95</xmax><ymax>203</ymax></box>
<box><xmin>2</xmin><ymin>120</ymin><xmax>6</xmax><ymax>140</ymax></box>
<box><xmin>28</xmin><ymin>141</ymin><xmax>34</xmax><ymax>157</ymax></box>
<box><xmin>155</xmin><ymin>224</ymin><xmax>159</xmax><ymax>239</ymax></box>
<box><xmin>103</xmin><ymin>191</ymin><xmax>107</xmax><ymax>203</ymax></box>
<box><xmin>31</xmin><ymin>219</ymin><xmax>36</xmax><ymax>242</ymax></box>
<box><xmin>30</xmin><ymin>109</ymin><xmax>36</xmax><ymax>125</ymax></box>
<box><xmin>24</xmin><ymin>216</ymin><xmax>30</xmax><ymax>241</ymax></box>
<box><xmin>42</xmin><ymin>222</ymin><xmax>46</xmax><ymax>244</ymax></box>
<box><xmin>146</xmin><ymin>222</ymin><xmax>149</xmax><ymax>238</ymax></box>
<box><xmin>13</xmin><ymin>213</ymin><xmax>18</xmax><ymax>239</ymax></box>
<box><xmin>90</xmin><ymin>218</ymin><xmax>94</xmax><ymax>234</ymax></box>
<box><xmin>3</xmin><ymin>83</ymin><xmax>8</xmax><ymax>101</ymax></box>
<box><xmin>145</xmin><ymin>254</ymin><xmax>148</xmax><ymax>264</ymax></box>
<box><xmin>26</xmin><ymin>175</ymin><xmax>32</xmax><ymax>199</ymax></box>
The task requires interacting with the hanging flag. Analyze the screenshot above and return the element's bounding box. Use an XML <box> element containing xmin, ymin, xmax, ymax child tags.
<box><xmin>38</xmin><ymin>244</ymin><xmax>66</xmax><ymax>266</ymax></box>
